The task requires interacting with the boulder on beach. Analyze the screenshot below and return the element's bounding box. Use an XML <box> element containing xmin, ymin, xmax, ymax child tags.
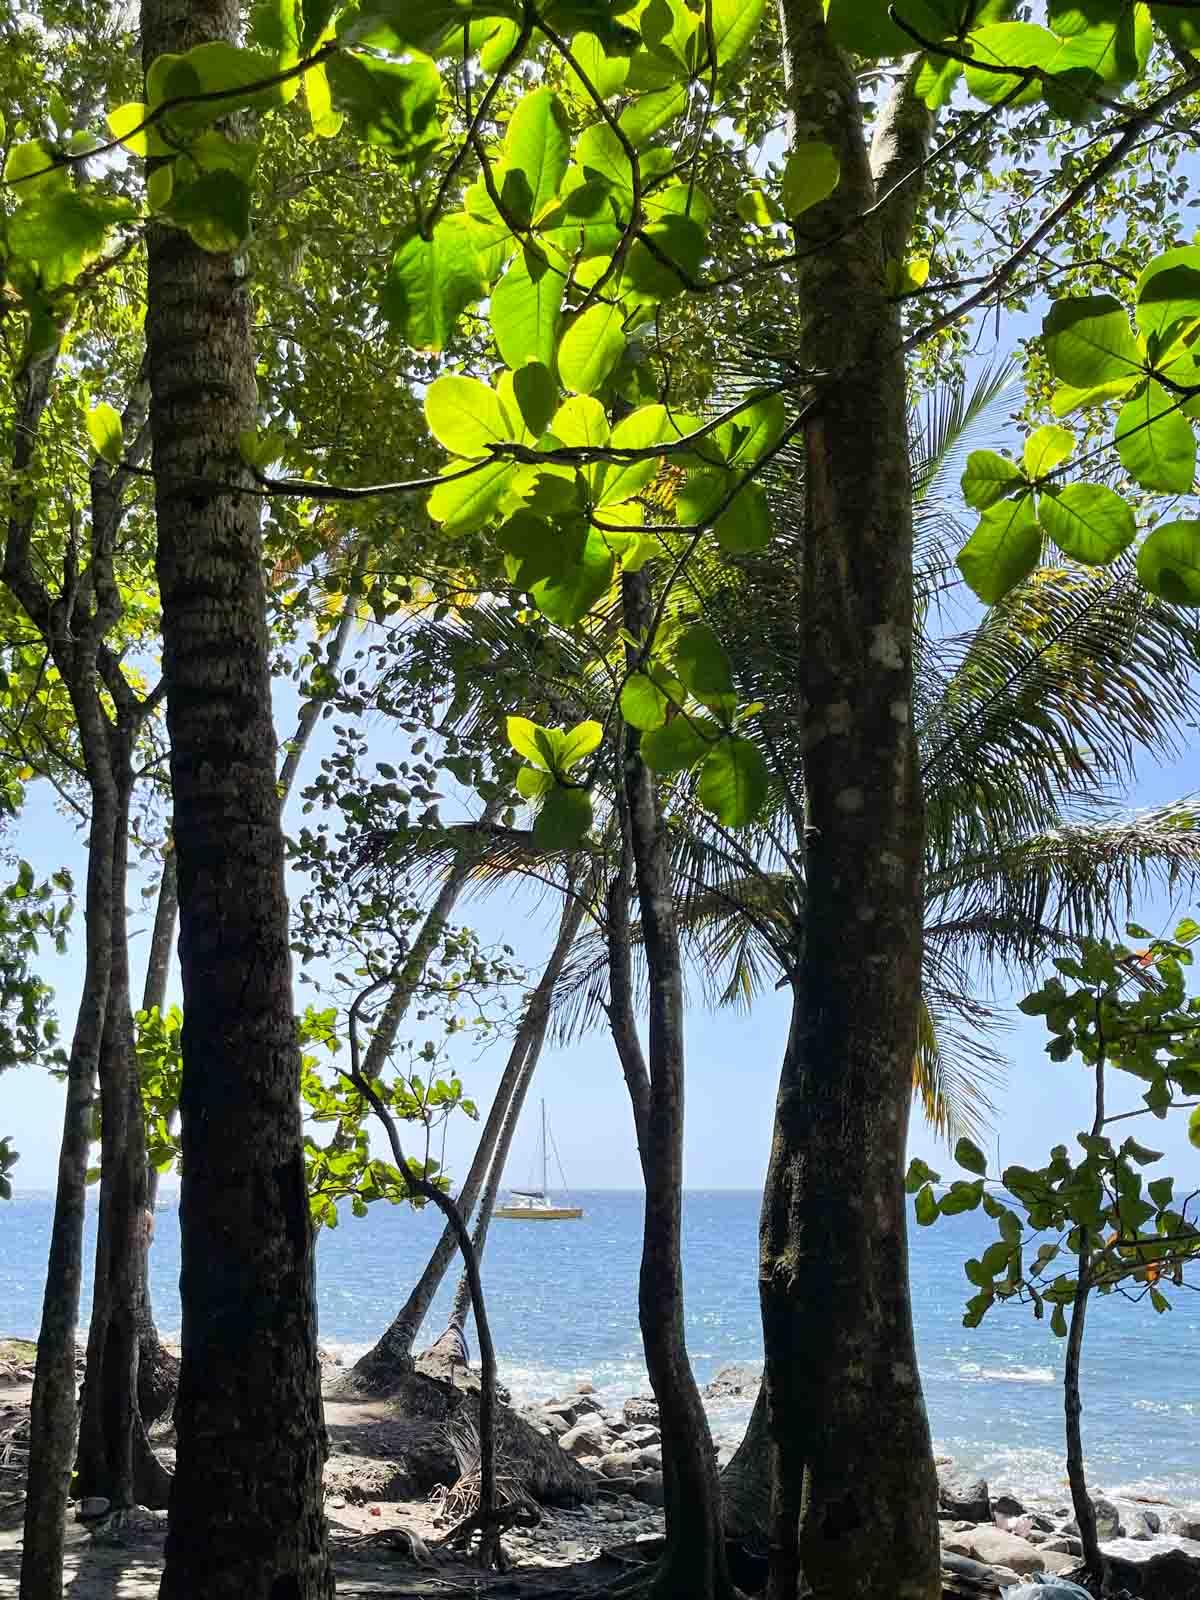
<box><xmin>941</xmin><ymin>1525</ymin><xmax>1048</xmax><ymax>1576</ymax></box>
<box><xmin>622</xmin><ymin>1395</ymin><xmax>659</xmax><ymax>1427</ymax></box>
<box><xmin>939</xmin><ymin>1474</ymin><xmax>991</xmax><ymax>1524</ymax></box>
<box><xmin>701</xmin><ymin>1363</ymin><xmax>761</xmax><ymax>1401</ymax></box>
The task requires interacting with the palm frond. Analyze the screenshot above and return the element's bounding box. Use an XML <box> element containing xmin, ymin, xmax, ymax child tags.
<box><xmin>922</xmin><ymin>562</ymin><xmax>1200</xmax><ymax>867</ymax></box>
<box><xmin>914</xmin><ymin>990</ymin><xmax>1005</xmax><ymax>1145</ymax></box>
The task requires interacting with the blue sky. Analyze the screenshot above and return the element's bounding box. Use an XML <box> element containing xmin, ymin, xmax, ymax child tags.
<box><xmin>4</xmin><ymin>642</ymin><xmax>1200</xmax><ymax>1199</ymax></box>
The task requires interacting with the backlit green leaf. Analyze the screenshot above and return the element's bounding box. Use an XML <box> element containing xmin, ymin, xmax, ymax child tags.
<box><xmin>1116</xmin><ymin>381</ymin><xmax>1195</xmax><ymax>494</ymax></box>
<box><xmin>516</xmin><ymin>766</ymin><xmax>554</xmax><ymax>799</ymax></box>
<box><xmin>1042</xmin><ymin>294</ymin><xmax>1143</xmax><ymax>389</ymax></box>
<box><xmin>426</xmin><ymin>458</ymin><xmax>512</xmax><ymax>534</ymax></box>
<box><xmin>559</xmin><ymin>720</ymin><xmax>603</xmax><ymax>771</ymax></box>
<box><xmin>697</xmin><ymin>736</ymin><xmax>768</xmax><ymax>826</ymax></box>
<box><xmin>491</xmin><ymin>248</ymin><xmax>564</xmax><ymax>370</ymax></box>
<box><xmin>961</xmin><ymin>449</ymin><xmax>1023</xmax><ymax>510</ymax></box>
<box><xmin>425</xmin><ymin>375</ymin><xmax>513</xmax><ymax>457</ymax></box>
<box><xmin>531</xmin><ymin>525</ymin><xmax>616</xmax><ymax>624</ymax></box>
<box><xmin>502</xmin><ymin>89</ymin><xmax>570</xmax><ymax>226</ymax></box>
<box><xmin>619</xmin><ymin>83</ymin><xmax>688</xmax><ymax>146</ymax></box>
<box><xmin>325</xmin><ymin>51</ymin><xmax>442</xmax><ymax>158</ymax></box>
<box><xmin>955</xmin><ymin>1137</ymin><xmax>988</xmax><ymax>1176</ymax></box>
<box><xmin>956</xmin><ymin>494</ymin><xmax>1041</xmax><ymax>605</ymax></box>
<box><xmin>1037</xmin><ymin>483</ymin><xmax>1136</xmax><ymax>565</ymax></box>
<box><xmin>86</xmin><ymin>403</ymin><xmax>123</xmax><ymax>466</ymax></box>
<box><xmin>1023</xmin><ymin>425</ymin><xmax>1074</xmax><ymax>478</ymax></box>
<box><xmin>1136</xmin><ymin>247</ymin><xmax>1200</xmax><ymax>344</ymax></box>
<box><xmin>675</xmin><ymin>622</ymin><xmax>735</xmax><ymax>704</ymax></box>
<box><xmin>640</xmin><ymin>713</ymin><xmax>718</xmax><ymax>774</ymax></box>
<box><xmin>507</xmin><ymin>715</ymin><xmax>550</xmax><ymax>769</ymax></box>
<box><xmin>620</xmin><ymin>672</ymin><xmax>671</xmax><ymax>730</ymax></box>
<box><xmin>534</xmin><ymin>785</ymin><xmax>593</xmax><ymax>850</ymax></box>
<box><xmin>382</xmin><ymin>216</ymin><xmax>488</xmax><ymax>351</ymax></box>
<box><xmin>510</xmin><ymin>362</ymin><xmax>557</xmax><ymax>438</ymax></box>
<box><xmin>558</xmin><ymin>302</ymin><xmax>626</xmax><ymax>396</ymax></box>
<box><xmin>710</xmin><ymin>0</ymin><xmax>766</xmax><ymax>68</ymax></box>
<box><xmin>713</xmin><ymin>482</ymin><xmax>771</xmax><ymax>554</ymax></box>
<box><xmin>598</xmin><ymin>405</ymin><xmax>670</xmax><ymax>506</ymax></box>
<box><xmin>1138</xmin><ymin>521</ymin><xmax>1200</xmax><ymax>606</ymax></box>
<box><xmin>781</xmin><ymin>143</ymin><xmax>840</xmax><ymax>217</ymax></box>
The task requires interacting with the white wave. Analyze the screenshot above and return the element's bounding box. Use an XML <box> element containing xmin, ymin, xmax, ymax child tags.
<box><xmin>957</xmin><ymin>1361</ymin><xmax>1055</xmax><ymax>1385</ymax></box>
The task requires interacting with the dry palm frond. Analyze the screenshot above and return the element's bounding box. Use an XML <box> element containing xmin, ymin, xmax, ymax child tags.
<box><xmin>430</xmin><ymin>1416</ymin><xmax>536</xmax><ymax>1527</ymax></box>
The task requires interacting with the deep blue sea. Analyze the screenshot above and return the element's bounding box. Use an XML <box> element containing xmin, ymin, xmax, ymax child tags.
<box><xmin>3</xmin><ymin>1189</ymin><xmax>1197</xmax><ymax>1504</ymax></box>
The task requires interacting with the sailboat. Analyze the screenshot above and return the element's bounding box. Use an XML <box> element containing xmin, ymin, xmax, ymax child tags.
<box><xmin>494</xmin><ymin>1100</ymin><xmax>584</xmax><ymax>1221</ymax></box>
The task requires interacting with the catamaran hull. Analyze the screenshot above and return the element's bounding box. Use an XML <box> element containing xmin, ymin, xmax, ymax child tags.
<box><xmin>494</xmin><ymin>1207</ymin><xmax>584</xmax><ymax>1220</ymax></box>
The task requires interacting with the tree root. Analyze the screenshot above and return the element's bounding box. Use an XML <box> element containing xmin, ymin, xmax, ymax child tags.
<box><xmin>437</xmin><ymin>1496</ymin><xmax>540</xmax><ymax>1571</ymax></box>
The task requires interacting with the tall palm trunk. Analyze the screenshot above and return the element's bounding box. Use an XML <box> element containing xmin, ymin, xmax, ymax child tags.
<box><xmin>620</xmin><ymin>571</ymin><xmax>733</xmax><ymax>1600</ymax></box>
<box><xmin>351</xmin><ymin>854</ymin><xmax>577</xmax><ymax>1386</ymax></box>
<box><xmin>758</xmin><ymin>19</ymin><xmax>939</xmax><ymax>1599</ymax></box>
<box><xmin>438</xmin><ymin>887</ymin><xmax>589</xmax><ymax>1345</ymax></box>
<box><xmin>141</xmin><ymin>3</ymin><xmax>332</xmax><ymax>1594</ymax></box>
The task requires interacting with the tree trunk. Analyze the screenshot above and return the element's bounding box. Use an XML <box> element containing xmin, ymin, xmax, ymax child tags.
<box><xmin>1065</xmin><ymin>1049</ymin><xmax>1106</xmax><ymax>1581</ymax></box>
<box><xmin>138</xmin><ymin>848</ymin><xmax>181</xmax><ymax>1425</ymax></box>
<box><xmin>758</xmin><ymin>21</ymin><xmax>939</xmax><ymax>1600</ymax></box>
<box><xmin>350</xmin><ymin>863</ymin><xmax>579</xmax><ymax>1387</ymax></box>
<box><xmin>19</xmin><ymin>757</ymin><xmax>116</xmax><ymax>1600</ymax></box>
<box><xmin>719</xmin><ymin>1384</ymin><xmax>769</xmax><ymax>1549</ymax></box>
<box><xmin>440</xmin><ymin>887</ymin><xmax>589</xmax><ymax>1344</ymax></box>
<box><xmin>75</xmin><ymin>772</ymin><xmax>172</xmax><ymax>1511</ymax></box>
<box><xmin>141</xmin><ymin>4</ymin><xmax>332</xmax><ymax>1595</ymax></box>
<box><xmin>620</xmin><ymin>570</ymin><xmax>733</xmax><ymax>1600</ymax></box>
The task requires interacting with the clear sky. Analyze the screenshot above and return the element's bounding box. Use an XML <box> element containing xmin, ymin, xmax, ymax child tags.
<box><xmin>4</xmin><ymin>642</ymin><xmax>1200</xmax><ymax>1200</ymax></box>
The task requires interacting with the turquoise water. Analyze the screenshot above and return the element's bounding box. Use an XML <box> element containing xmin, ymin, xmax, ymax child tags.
<box><xmin>3</xmin><ymin>1188</ymin><xmax>1198</xmax><ymax>1502</ymax></box>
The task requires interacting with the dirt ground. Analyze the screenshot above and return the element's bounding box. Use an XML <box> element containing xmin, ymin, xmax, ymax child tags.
<box><xmin>0</xmin><ymin>1378</ymin><xmax>663</xmax><ymax>1599</ymax></box>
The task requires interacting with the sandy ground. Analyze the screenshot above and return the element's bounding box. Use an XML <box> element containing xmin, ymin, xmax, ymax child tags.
<box><xmin>0</xmin><ymin>1378</ymin><xmax>662</xmax><ymax>1599</ymax></box>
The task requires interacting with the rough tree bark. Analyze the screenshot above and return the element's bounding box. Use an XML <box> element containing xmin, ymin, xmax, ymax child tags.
<box><xmin>1065</xmin><ymin>1039</ymin><xmax>1106</xmax><ymax>1581</ymax></box>
<box><xmin>141</xmin><ymin>1</ymin><xmax>332</xmax><ymax>1594</ymax></box>
<box><xmin>435</xmin><ymin>884</ymin><xmax>590</xmax><ymax>1349</ymax></box>
<box><xmin>757</xmin><ymin>23</ymin><xmax>939</xmax><ymax>1600</ymax></box>
<box><xmin>618</xmin><ymin>570</ymin><xmax>734</xmax><ymax>1600</ymax></box>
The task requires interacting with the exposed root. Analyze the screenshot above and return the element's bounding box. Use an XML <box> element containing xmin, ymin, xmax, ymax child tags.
<box><xmin>430</xmin><ymin>1414</ymin><xmax>540</xmax><ymax>1570</ymax></box>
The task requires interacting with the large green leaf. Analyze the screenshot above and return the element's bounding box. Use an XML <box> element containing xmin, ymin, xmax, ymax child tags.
<box><xmin>534</xmin><ymin>785</ymin><xmax>593</xmax><ymax>850</ymax></box>
<box><xmin>164</xmin><ymin>172</ymin><xmax>252</xmax><ymax>252</ymax></box>
<box><xmin>1137</xmin><ymin>521</ymin><xmax>1200</xmax><ymax>605</ymax></box>
<box><xmin>325</xmin><ymin>51</ymin><xmax>442</xmax><ymax>158</ymax></box>
<box><xmin>491</xmin><ymin>248</ymin><xmax>564</xmax><ymax>370</ymax></box>
<box><xmin>7</xmin><ymin>190</ymin><xmax>138</xmax><ymax>287</ymax></box>
<box><xmin>86</xmin><ymin>403</ymin><xmax>124</xmax><ymax>466</ymax></box>
<box><xmin>382</xmin><ymin>216</ymin><xmax>488</xmax><ymax>350</ymax></box>
<box><xmin>1116</xmin><ymin>381</ymin><xmax>1196</xmax><ymax>494</ymax></box>
<box><xmin>619</xmin><ymin>83</ymin><xmax>689</xmax><ymax>146</ymax></box>
<box><xmin>675</xmin><ymin>622</ymin><xmax>735</xmax><ymax>703</ymax></box>
<box><xmin>501</xmin><ymin>89</ymin><xmax>570</xmax><ymax>226</ymax></box>
<box><xmin>426</xmin><ymin>459</ymin><xmax>512</xmax><ymax>534</ymax></box>
<box><xmin>961</xmin><ymin>449</ymin><xmax>1023</xmax><ymax>510</ymax></box>
<box><xmin>781</xmin><ymin>143</ymin><xmax>840</xmax><ymax>217</ymax></box>
<box><xmin>425</xmin><ymin>375</ymin><xmax>513</xmax><ymax>457</ymax></box>
<box><xmin>1023</xmin><ymin>425</ymin><xmax>1074</xmax><ymax>478</ymax></box>
<box><xmin>507</xmin><ymin>714</ymin><xmax>550</xmax><ymax>768</ymax></box>
<box><xmin>962</xmin><ymin>22</ymin><xmax>1062</xmax><ymax>107</ymax></box>
<box><xmin>558</xmin><ymin>302</ymin><xmax>626</xmax><ymax>395</ymax></box>
<box><xmin>1137</xmin><ymin>246</ymin><xmax>1200</xmax><ymax>346</ymax></box>
<box><xmin>509</xmin><ymin>362</ymin><xmax>557</xmax><ymax>438</ymax></box>
<box><xmin>697</xmin><ymin>737</ymin><xmax>768</xmax><ymax>826</ymax></box>
<box><xmin>559</xmin><ymin>720</ymin><xmax>603</xmax><ymax>771</ymax></box>
<box><xmin>710</xmin><ymin>0</ymin><xmax>766</xmax><ymax>68</ymax></box>
<box><xmin>531</xmin><ymin>524</ymin><xmax>616</xmax><ymax>624</ymax></box>
<box><xmin>597</xmin><ymin>404</ymin><xmax>670</xmax><ymax>506</ymax></box>
<box><xmin>713</xmin><ymin>482</ymin><xmax>771</xmax><ymax>554</ymax></box>
<box><xmin>1042</xmin><ymin>295</ymin><xmax>1143</xmax><ymax>389</ymax></box>
<box><xmin>640</xmin><ymin>713</ymin><xmax>717</xmax><ymax>774</ymax></box>
<box><xmin>620</xmin><ymin>671</ymin><xmax>671</xmax><ymax>731</ymax></box>
<box><xmin>150</xmin><ymin>41</ymin><xmax>289</xmax><ymax>128</ymax></box>
<box><xmin>1037</xmin><ymin>482</ymin><xmax>1136</xmax><ymax>565</ymax></box>
<box><xmin>956</xmin><ymin>494</ymin><xmax>1041</xmax><ymax>605</ymax></box>
<box><xmin>623</xmin><ymin>214</ymin><xmax>705</xmax><ymax>302</ymax></box>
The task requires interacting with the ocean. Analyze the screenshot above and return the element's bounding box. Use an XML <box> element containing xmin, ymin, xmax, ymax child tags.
<box><xmin>2</xmin><ymin>1188</ymin><xmax>1197</xmax><ymax>1504</ymax></box>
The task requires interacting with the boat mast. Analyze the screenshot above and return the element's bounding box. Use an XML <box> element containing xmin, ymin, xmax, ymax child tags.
<box><xmin>541</xmin><ymin>1098</ymin><xmax>548</xmax><ymax>1196</ymax></box>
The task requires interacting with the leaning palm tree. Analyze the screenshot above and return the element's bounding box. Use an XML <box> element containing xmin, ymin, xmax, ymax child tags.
<box><xmin>346</xmin><ymin>366</ymin><xmax>1200</xmax><ymax>1405</ymax></box>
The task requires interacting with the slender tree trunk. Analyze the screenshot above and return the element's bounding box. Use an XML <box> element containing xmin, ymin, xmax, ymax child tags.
<box><xmin>619</xmin><ymin>570</ymin><xmax>733</xmax><ymax>1600</ymax></box>
<box><xmin>350</xmin><ymin>855</ymin><xmax>576</xmax><ymax>1386</ymax></box>
<box><xmin>440</xmin><ymin>887</ymin><xmax>589</xmax><ymax>1343</ymax></box>
<box><xmin>605</xmin><ymin>809</ymin><xmax>651</xmax><ymax>1161</ymax></box>
<box><xmin>758</xmin><ymin>23</ymin><xmax>939</xmax><ymax>1600</ymax></box>
<box><xmin>141</xmin><ymin>5</ymin><xmax>332</xmax><ymax>1595</ymax></box>
<box><xmin>277</xmin><ymin>561</ymin><xmax>362</xmax><ymax>798</ymax></box>
<box><xmin>1065</xmin><ymin>1044</ymin><xmax>1106</xmax><ymax>1580</ymax></box>
<box><xmin>75</xmin><ymin>769</ymin><xmax>169</xmax><ymax>1509</ymax></box>
<box><xmin>137</xmin><ymin>849</ymin><xmax>181</xmax><ymax>1428</ymax></box>
<box><xmin>19</xmin><ymin>764</ymin><xmax>116</xmax><ymax>1600</ymax></box>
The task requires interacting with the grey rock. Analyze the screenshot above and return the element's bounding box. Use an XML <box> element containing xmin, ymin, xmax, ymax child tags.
<box><xmin>627</xmin><ymin>1424</ymin><xmax>660</xmax><ymax>1447</ymax></box>
<box><xmin>634</xmin><ymin>1471</ymin><xmax>665</xmax><ymax>1508</ymax></box>
<box><xmin>1065</xmin><ymin>1495</ymin><xmax>1122</xmax><ymax>1539</ymax></box>
<box><xmin>597</xmin><ymin>1451</ymin><xmax>640</xmax><ymax>1479</ymax></box>
<box><xmin>622</xmin><ymin>1396</ymin><xmax>659</xmax><ymax>1426</ymax></box>
<box><xmin>576</xmin><ymin>1379</ymin><xmax>596</xmax><ymax>1394</ymax></box>
<box><xmin>542</xmin><ymin>1411</ymin><xmax>570</xmax><ymax>1437</ymax></box>
<box><xmin>701</xmin><ymin>1363</ymin><xmax>761</xmax><ymax>1401</ymax></box>
<box><xmin>941</xmin><ymin>1526</ymin><xmax>1047</xmax><ymax>1575</ymax></box>
<box><xmin>1167</xmin><ymin>1509</ymin><xmax>1200</xmax><ymax>1539</ymax></box>
<box><xmin>1005</xmin><ymin>1512</ymin><xmax>1055</xmax><ymax>1538</ymax></box>
<box><xmin>1041</xmin><ymin>1536</ymin><xmax>1083</xmax><ymax>1557</ymax></box>
<box><xmin>1102</xmin><ymin>1534</ymin><xmax>1200</xmax><ymax>1599</ymax></box>
<box><xmin>636</xmin><ymin>1445</ymin><xmax>663</xmax><ymax>1470</ymax></box>
<box><xmin>1126</xmin><ymin>1509</ymin><xmax>1159</xmax><ymax>1541</ymax></box>
<box><xmin>78</xmin><ymin>1497</ymin><xmax>111</xmax><ymax>1520</ymax></box>
<box><xmin>1006</xmin><ymin>1581</ymin><xmax>1090</xmax><ymax>1600</ymax></box>
<box><xmin>560</xmin><ymin>1414</ymin><xmax>611</xmax><ymax>1457</ymax></box>
<box><xmin>939</xmin><ymin>1475</ymin><xmax>991</xmax><ymax>1524</ymax></box>
<box><xmin>992</xmin><ymin>1494</ymin><xmax>1026</xmax><ymax>1518</ymax></box>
